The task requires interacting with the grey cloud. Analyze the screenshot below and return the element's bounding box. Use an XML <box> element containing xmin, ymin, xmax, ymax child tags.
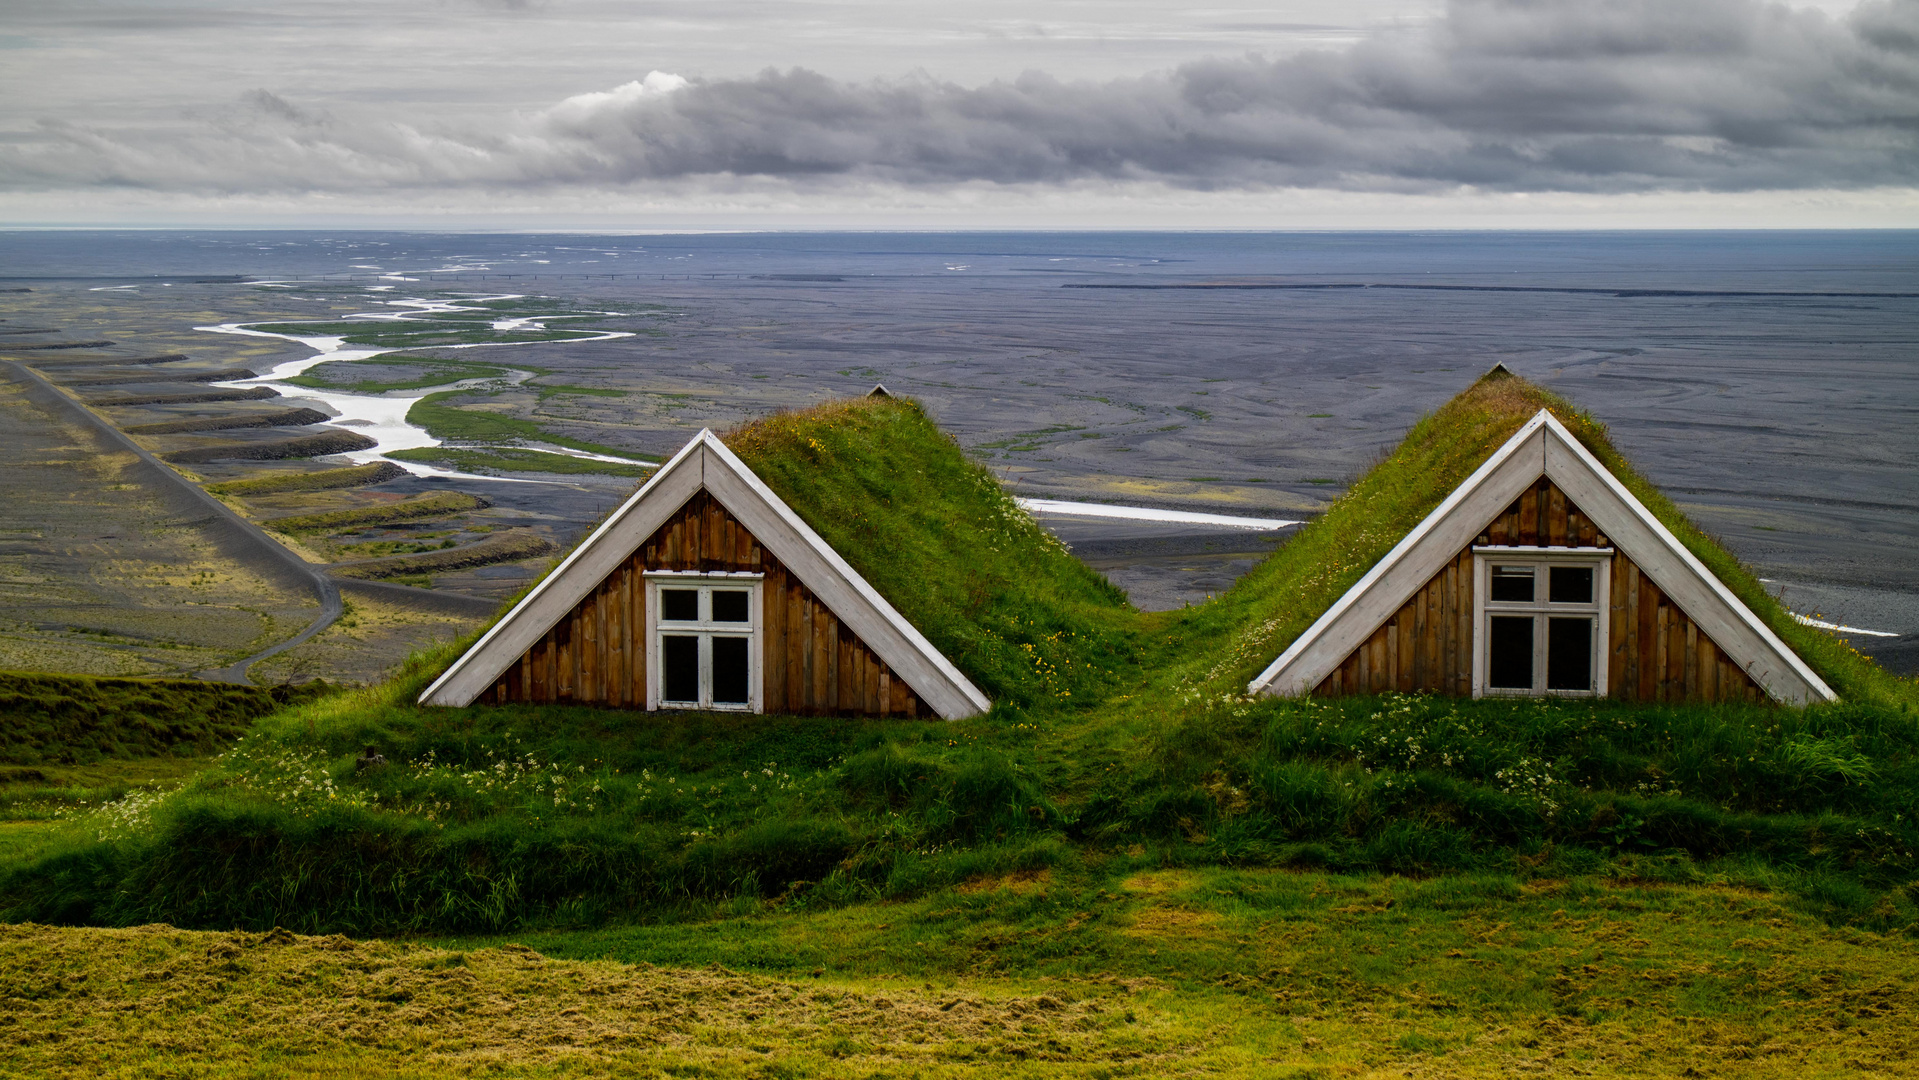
<box><xmin>6</xmin><ymin>0</ymin><xmax>1917</xmax><ymax>194</ymax></box>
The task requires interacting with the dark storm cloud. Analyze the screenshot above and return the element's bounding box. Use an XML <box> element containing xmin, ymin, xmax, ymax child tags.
<box><xmin>8</xmin><ymin>0</ymin><xmax>1917</xmax><ymax>194</ymax></box>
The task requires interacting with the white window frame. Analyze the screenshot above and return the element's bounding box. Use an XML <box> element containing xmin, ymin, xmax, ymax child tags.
<box><xmin>644</xmin><ymin>571</ymin><xmax>763</xmax><ymax>713</ymax></box>
<box><xmin>1472</xmin><ymin>547</ymin><xmax>1612</xmax><ymax>698</ymax></box>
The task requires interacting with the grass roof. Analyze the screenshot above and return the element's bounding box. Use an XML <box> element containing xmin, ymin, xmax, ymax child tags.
<box><xmin>723</xmin><ymin>396</ymin><xmax>1139</xmax><ymax>710</ymax></box>
<box><xmin>1143</xmin><ymin>366</ymin><xmax>1913</xmax><ymax>709</ymax></box>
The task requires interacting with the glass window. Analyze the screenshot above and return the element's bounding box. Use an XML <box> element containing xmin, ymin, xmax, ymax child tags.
<box><xmin>1476</xmin><ymin>551</ymin><xmax>1608</xmax><ymax>698</ymax></box>
<box><xmin>711</xmin><ymin>590</ymin><xmax>750</xmax><ymax>623</ymax></box>
<box><xmin>1491</xmin><ymin>566</ymin><xmax>1535</xmax><ymax>603</ymax></box>
<box><xmin>711</xmin><ymin>637</ymin><xmax>750</xmax><ymax>703</ymax></box>
<box><xmin>661</xmin><ymin>589</ymin><xmax>699</xmax><ymax>622</ymax></box>
<box><xmin>649</xmin><ymin>578</ymin><xmax>761</xmax><ymax>712</ymax></box>
<box><xmin>1488</xmin><ymin>616</ymin><xmax>1534</xmax><ymax>689</ymax></box>
<box><xmin>1547</xmin><ymin>617</ymin><xmax>1593</xmax><ymax>691</ymax></box>
<box><xmin>661</xmin><ymin>635</ymin><xmax>700</xmax><ymax>703</ymax></box>
<box><xmin>1550</xmin><ymin>566</ymin><xmax>1594</xmax><ymax>604</ymax></box>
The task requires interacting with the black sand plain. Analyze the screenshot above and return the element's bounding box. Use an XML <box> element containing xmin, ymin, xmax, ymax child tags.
<box><xmin>1</xmin><ymin>231</ymin><xmax>1913</xmax><ymax>679</ymax></box>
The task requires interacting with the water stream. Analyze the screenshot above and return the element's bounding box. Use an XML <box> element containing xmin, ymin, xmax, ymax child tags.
<box><xmin>199</xmin><ymin>293</ymin><xmax>641</xmax><ymax>484</ymax></box>
<box><xmin>201</xmin><ymin>293</ymin><xmax>1305</xmax><ymax>532</ymax></box>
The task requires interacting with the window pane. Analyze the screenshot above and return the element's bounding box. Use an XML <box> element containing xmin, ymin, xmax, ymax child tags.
<box><xmin>1488</xmin><ymin>615</ymin><xmax>1534</xmax><ymax>689</ymax></box>
<box><xmin>1547</xmin><ymin>617</ymin><xmax>1594</xmax><ymax>691</ymax></box>
<box><xmin>1550</xmin><ymin>566</ymin><xmax>1594</xmax><ymax>604</ymax></box>
<box><xmin>711</xmin><ymin>636</ymin><xmax>750</xmax><ymax>704</ymax></box>
<box><xmin>662</xmin><ymin>635</ymin><xmax>700</xmax><ymax>702</ymax></box>
<box><xmin>1490</xmin><ymin>566</ymin><xmax>1535</xmax><ymax>603</ymax></box>
<box><xmin>661</xmin><ymin>589</ymin><xmax>699</xmax><ymax>622</ymax></box>
<box><xmin>711</xmin><ymin>590</ymin><xmax>750</xmax><ymax>623</ymax></box>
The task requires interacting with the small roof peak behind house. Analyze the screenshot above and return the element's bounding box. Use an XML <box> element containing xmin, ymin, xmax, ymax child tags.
<box><xmin>867</xmin><ymin>384</ymin><xmax>893</xmax><ymax>399</ymax></box>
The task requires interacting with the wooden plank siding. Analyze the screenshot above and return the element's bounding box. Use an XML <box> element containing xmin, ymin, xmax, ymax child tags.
<box><xmin>481</xmin><ymin>492</ymin><xmax>926</xmax><ymax>716</ymax></box>
<box><xmin>1315</xmin><ymin>477</ymin><xmax>1764</xmax><ymax>703</ymax></box>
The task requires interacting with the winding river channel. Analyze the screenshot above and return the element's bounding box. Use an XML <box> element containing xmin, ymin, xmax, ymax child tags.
<box><xmin>200</xmin><ymin>293</ymin><xmax>641</xmax><ymax>484</ymax></box>
<box><xmin>197</xmin><ymin>291</ymin><xmax>1305</xmax><ymax>532</ymax></box>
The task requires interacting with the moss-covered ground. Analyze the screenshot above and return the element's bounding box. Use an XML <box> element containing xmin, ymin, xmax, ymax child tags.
<box><xmin>6</xmin><ymin>871</ymin><xmax>1916</xmax><ymax>1078</ymax></box>
<box><xmin>2</xmin><ymin>379</ymin><xmax>1916</xmax><ymax>1075</ymax></box>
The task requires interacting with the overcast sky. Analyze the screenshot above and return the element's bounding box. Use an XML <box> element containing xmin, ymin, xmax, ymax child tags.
<box><xmin>2</xmin><ymin>0</ymin><xmax>1914</xmax><ymax>228</ymax></box>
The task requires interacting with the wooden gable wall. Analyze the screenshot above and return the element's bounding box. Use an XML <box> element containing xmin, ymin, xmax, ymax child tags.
<box><xmin>1315</xmin><ymin>477</ymin><xmax>1765</xmax><ymax>703</ymax></box>
<box><xmin>481</xmin><ymin>491</ymin><xmax>928</xmax><ymax>716</ymax></box>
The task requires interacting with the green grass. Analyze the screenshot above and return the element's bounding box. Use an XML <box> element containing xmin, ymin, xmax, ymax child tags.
<box><xmin>1</xmin><ymin>384</ymin><xmax>1913</xmax><ymax>949</ymax></box>
<box><xmin>386</xmin><ymin>445</ymin><xmax>652</xmax><ymax>478</ymax></box>
<box><xmin>6</xmin><ymin>380</ymin><xmax>1918</xmax><ymax>1077</ymax></box>
<box><xmin>282</xmin><ymin>359</ymin><xmax>512</xmax><ymax>393</ymax></box>
<box><xmin>6</xmin><ymin>867</ymin><xmax>1918</xmax><ymax>1078</ymax></box>
<box><xmin>331</xmin><ymin>536</ymin><xmax>462</xmax><ymax>559</ymax></box>
<box><xmin>407</xmin><ymin>390</ymin><xmax>651</xmax><ymax>460</ymax></box>
<box><xmin>0</xmin><ymin>672</ymin><xmax>325</xmax><ymax>766</ymax></box>
<box><xmin>0</xmin><ymin>757</ymin><xmax>210</xmax><ymax>835</ymax></box>
<box><xmin>726</xmin><ymin>398</ymin><xmax>1137</xmax><ymax>708</ymax></box>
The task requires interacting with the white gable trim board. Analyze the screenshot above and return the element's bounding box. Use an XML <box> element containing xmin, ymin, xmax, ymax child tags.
<box><xmin>1247</xmin><ymin>410</ymin><xmax>1835</xmax><ymax>706</ymax></box>
<box><xmin>418</xmin><ymin>430</ymin><xmax>992</xmax><ymax>718</ymax></box>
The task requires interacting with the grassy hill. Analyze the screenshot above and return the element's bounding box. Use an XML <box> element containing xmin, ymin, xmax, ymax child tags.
<box><xmin>4</xmin><ymin>382</ymin><xmax>1917</xmax><ymax>1076</ymax></box>
<box><xmin>2</xmin><ymin>383</ymin><xmax>1914</xmax><ymax>931</ymax></box>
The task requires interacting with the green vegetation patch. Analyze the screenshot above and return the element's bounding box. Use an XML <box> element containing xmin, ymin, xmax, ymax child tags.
<box><xmin>2</xmin><ymin>923</ymin><xmax>1191</xmax><ymax>1079</ymax></box>
<box><xmin>283</xmin><ymin>359</ymin><xmax>512</xmax><ymax>393</ymax></box>
<box><xmin>3</xmin><ymin>380</ymin><xmax>1914</xmax><ymax>947</ymax></box>
<box><xmin>6</xmin><ymin>893</ymin><xmax>1918</xmax><ymax>1079</ymax></box>
<box><xmin>727</xmin><ymin>397</ymin><xmax>1138</xmax><ymax>708</ymax></box>
<box><xmin>206</xmin><ymin>462</ymin><xmax>408</xmax><ymax>496</ymax></box>
<box><xmin>407</xmin><ymin>390</ymin><xmax>649</xmax><ymax>460</ymax></box>
<box><xmin>386</xmin><ymin>445</ymin><xmax>651</xmax><ymax>478</ymax></box>
<box><xmin>262</xmin><ymin>491</ymin><xmax>489</xmax><ymax>534</ymax></box>
<box><xmin>0</xmin><ymin>672</ymin><xmax>324</xmax><ymax>765</ymax></box>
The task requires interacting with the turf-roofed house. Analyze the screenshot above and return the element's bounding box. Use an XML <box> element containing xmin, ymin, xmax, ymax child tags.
<box><xmin>1249</xmin><ymin>370</ymin><xmax>1835</xmax><ymax>707</ymax></box>
<box><xmin>420</xmin><ymin>426</ymin><xmax>991</xmax><ymax>719</ymax></box>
